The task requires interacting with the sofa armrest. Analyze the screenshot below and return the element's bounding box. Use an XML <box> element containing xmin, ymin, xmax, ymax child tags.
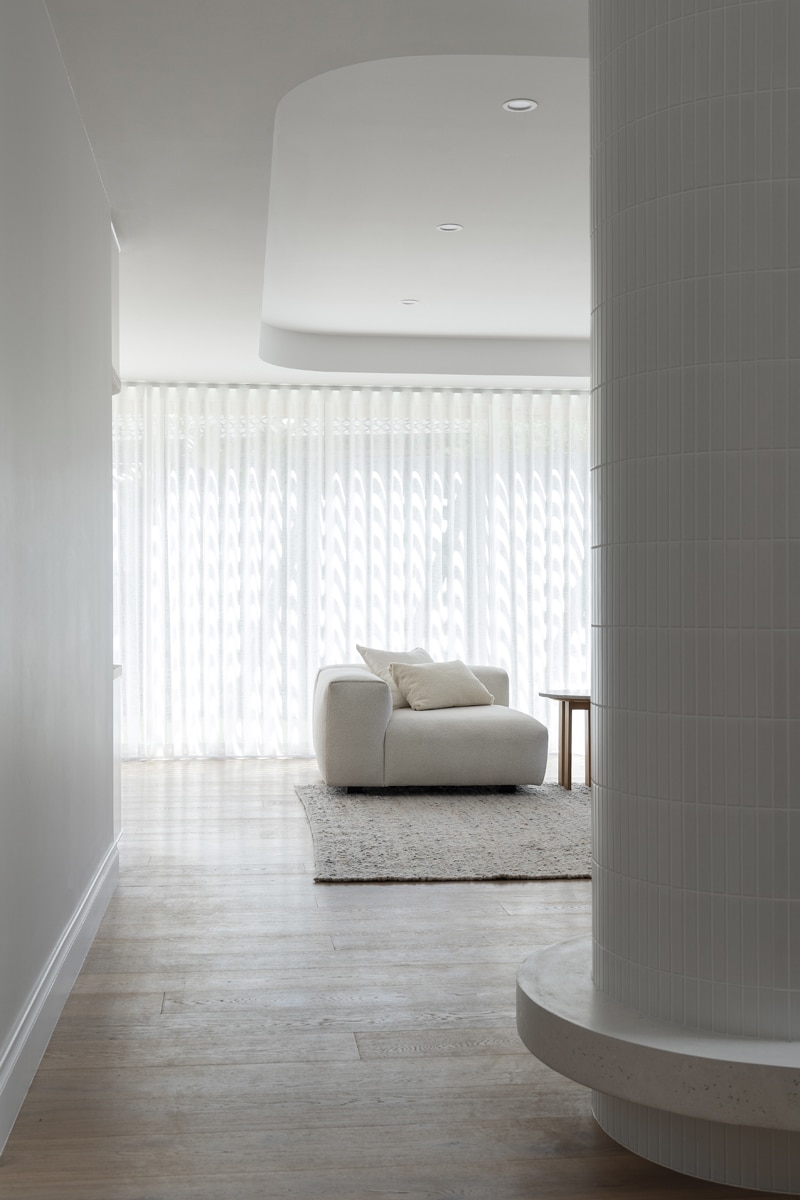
<box><xmin>312</xmin><ymin>665</ymin><xmax>393</xmax><ymax>786</ymax></box>
<box><xmin>468</xmin><ymin>665</ymin><xmax>509</xmax><ymax>707</ymax></box>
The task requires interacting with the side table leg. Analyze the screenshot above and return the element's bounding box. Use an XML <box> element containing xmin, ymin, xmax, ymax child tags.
<box><xmin>558</xmin><ymin>702</ymin><xmax>568</xmax><ymax>788</ymax></box>
<box><xmin>564</xmin><ymin>702</ymin><xmax>573</xmax><ymax>790</ymax></box>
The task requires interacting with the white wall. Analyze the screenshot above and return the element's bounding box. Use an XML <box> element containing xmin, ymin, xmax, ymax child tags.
<box><xmin>0</xmin><ymin>0</ymin><xmax>115</xmax><ymax>1149</ymax></box>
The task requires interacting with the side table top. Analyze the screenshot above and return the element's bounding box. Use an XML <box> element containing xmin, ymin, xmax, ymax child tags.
<box><xmin>539</xmin><ymin>691</ymin><xmax>591</xmax><ymax>703</ymax></box>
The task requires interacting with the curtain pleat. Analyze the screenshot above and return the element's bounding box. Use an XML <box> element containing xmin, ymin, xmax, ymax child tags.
<box><xmin>113</xmin><ymin>384</ymin><xmax>591</xmax><ymax>758</ymax></box>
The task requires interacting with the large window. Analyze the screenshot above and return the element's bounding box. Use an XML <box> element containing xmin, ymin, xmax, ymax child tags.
<box><xmin>113</xmin><ymin>384</ymin><xmax>590</xmax><ymax>758</ymax></box>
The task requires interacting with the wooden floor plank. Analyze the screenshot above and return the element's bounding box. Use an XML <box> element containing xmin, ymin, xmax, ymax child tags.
<box><xmin>354</xmin><ymin>1026</ymin><xmax>532</xmax><ymax>1059</ymax></box>
<box><xmin>38</xmin><ymin>1028</ymin><xmax>361</xmax><ymax>1071</ymax></box>
<box><xmin>0</xmin><ymin>1156</ymin><xmax>772</xmax><ymax>1200</ymax></box>
<box><xmin>1</xmin><ymin>1114</ymin><xmax>623</xmax><ymax>1180</ymax></box>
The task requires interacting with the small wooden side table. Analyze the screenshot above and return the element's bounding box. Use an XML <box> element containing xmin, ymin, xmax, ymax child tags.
<box><xmin>539</xmin><ymin>692</ymin><xmax>591</xmax><ymax>789</ymax></box>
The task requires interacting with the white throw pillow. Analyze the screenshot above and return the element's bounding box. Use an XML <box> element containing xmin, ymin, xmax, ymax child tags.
<box><xmin>356</xmin><ymin>643</ymin><xmax>433</xmax><ymax>708</ymax></box>
<box><xmin>388</xmin><ymin>660</ymin><xmax>494</xmax><ymax>711</ymax></box>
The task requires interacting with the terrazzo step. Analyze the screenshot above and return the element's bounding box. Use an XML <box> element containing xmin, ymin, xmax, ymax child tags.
<box><xmin>517</xmin><ymin>935</ymin><xmax>800</xmax><ymax>1131</ymax></box>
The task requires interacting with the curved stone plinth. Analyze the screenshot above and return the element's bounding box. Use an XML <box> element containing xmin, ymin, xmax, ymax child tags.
<box><xmin>517</xmin><ymin>936</ymin><xmax>800</xmax><ymax>1193</ymax></box>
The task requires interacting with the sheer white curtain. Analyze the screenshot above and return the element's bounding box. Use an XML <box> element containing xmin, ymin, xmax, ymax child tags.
<box><xmin>113</xmin><ymin>384</ymin><xmax>590</xmax><ymax>758</ymax></box>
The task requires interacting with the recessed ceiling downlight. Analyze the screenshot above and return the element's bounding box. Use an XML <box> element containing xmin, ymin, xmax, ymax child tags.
<box><xmin>437</xmin><ymin>223</ymin><xmax>463</xmax><ymax>232</ymax></box>
<box><xmin>401</xmin><ymin>298</ymin><xmax>419</xmax><ymax>305</ymax></box>
<box><xmin>503</xmin><ymin>97</ymin><xmax>538</xmax><ymax>112</ymax></box>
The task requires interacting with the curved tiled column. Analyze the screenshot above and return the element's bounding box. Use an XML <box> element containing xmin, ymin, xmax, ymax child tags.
<box><xmin>519</xmin><ymin>1</ymin><xmax>800</xmax><ymax>1190</ymax></box>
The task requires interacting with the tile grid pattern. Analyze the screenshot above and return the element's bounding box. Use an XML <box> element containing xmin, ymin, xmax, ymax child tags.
<box><xmin>590</xmin><ymin>0</ymin><xmax>800</xmax><ymax>1188</ymax></box>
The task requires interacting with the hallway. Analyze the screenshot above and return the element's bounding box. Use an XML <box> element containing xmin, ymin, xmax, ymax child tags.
<box><xmin>0</xmin><ymin>759</ymin><xmax>765</xmax><ymax>1198</ymax></box>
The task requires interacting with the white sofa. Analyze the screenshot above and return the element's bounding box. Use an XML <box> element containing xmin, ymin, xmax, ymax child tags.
<box><xmin>312</xmin><ymin>663</ymin><xmax>548</xmax><ymax>788</ymax></box>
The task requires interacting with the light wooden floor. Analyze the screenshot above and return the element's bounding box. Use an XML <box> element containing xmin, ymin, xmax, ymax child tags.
<box><xmin>0</xmin><ymin>757</ymin><xmax>772</xmax><ymax>1199</ymax></box>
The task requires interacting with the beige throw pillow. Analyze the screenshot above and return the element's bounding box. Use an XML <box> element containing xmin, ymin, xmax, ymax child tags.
<box><xmin>389</xmin><ymin>660</ymin><xmax>494</xmax><ymax>711</ymax></box>
<box><xmin>356</xmin><ymin>644</ymin><xmax>433</xmax><ymax>708</ymax></box>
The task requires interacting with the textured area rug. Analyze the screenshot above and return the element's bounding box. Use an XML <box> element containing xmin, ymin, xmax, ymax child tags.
<box><xmin>294</xmin><ymin>783</ymin><xmax>591</xmax><ymax>883</ymax></box>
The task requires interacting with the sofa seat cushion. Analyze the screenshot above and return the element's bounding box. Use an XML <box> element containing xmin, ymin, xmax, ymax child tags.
<box><xmin>384</xmin><ymin>704</ymin><xmax>548</xmax><ymax>787</ymax></box>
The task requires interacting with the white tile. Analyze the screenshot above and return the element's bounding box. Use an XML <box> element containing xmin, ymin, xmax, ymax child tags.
<box><xmin>590</xmin><ymin>0</ymin><xmax>800</xmax><ymax>1066</ymax></box>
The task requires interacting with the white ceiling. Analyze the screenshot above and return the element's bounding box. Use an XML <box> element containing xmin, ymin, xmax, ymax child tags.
<box><xmin>44</xmin><ymin>0</ymin><xmax>590</xmax><ymax>387</ymax></box>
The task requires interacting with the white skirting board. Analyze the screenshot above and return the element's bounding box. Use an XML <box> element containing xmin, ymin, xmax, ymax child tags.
<box><xmin>0</xmin><ymin>841</ymin><xmax>119</xmax><ymax>1153</ymax></box>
